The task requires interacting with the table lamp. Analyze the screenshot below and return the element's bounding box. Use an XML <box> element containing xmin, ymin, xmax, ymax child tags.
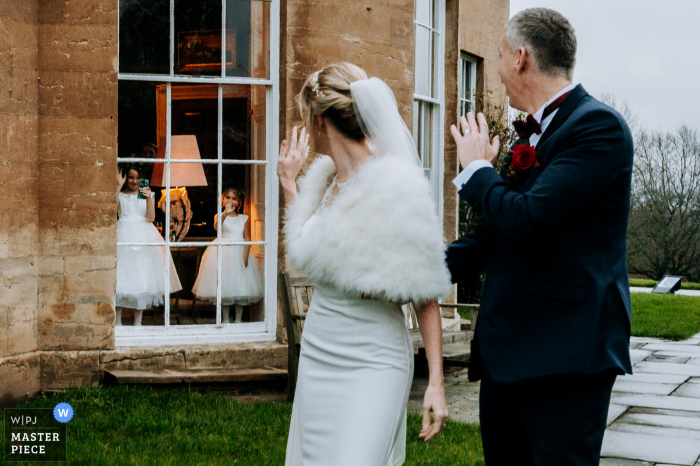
<box><xmin>151</xmin><ymin>135</ymin><xmax>208</xmax><ymax>241</ymax></box>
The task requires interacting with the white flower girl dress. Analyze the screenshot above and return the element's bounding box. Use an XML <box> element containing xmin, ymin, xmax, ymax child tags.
<box><xmin>191</xmin><ymin>214</ymin><xmax>264</xmax><ymax>306</ymax></box>
<box><xmin>116</xmin><ymin>192</ymin><xmax>182</xmax><ymax>310</ymax></box>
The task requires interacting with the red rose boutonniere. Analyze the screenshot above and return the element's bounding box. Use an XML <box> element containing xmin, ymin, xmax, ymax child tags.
<box><xmin>502</xmin><ymin>142</ymin><xmax>540</xmax><ymax>182</ymax></box>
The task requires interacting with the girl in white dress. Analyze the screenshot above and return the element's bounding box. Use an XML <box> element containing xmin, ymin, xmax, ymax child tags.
<box><xmin>191</xmin><ymin>185</ymin><xmax>264</xmax><ymax>323</ymax></box>
<box><xmin>116</xmin><ymin>164</ymin><xmax>182</xmax><ymax>325</ymax></box>
<box><xmin>280</xmin><ymin>63</ymin><xmax>451</xmax><ymax>465</ymax></box>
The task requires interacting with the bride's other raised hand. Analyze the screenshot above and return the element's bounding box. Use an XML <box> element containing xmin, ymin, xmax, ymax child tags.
<box><xmin>277</xmin><ymin>126</ymin><xmax>310</xmax><ymax>204</ymax></box>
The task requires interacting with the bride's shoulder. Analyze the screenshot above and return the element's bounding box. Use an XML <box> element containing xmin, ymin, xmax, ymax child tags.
<box><xmin>356</xmin><ymin>154</ymin><xmax>429</xmax><ymax>195</ymax></box>
<box><xmin>298</xmin><ymin>155</ymin><xmax>335</xmax><ymax>191</ymax></box>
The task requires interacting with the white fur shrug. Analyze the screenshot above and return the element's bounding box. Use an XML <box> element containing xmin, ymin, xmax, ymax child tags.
<box><xmin>284</xmin><ymin>154</ymin><xmax>452</xmax><ymax>303</ymax></box>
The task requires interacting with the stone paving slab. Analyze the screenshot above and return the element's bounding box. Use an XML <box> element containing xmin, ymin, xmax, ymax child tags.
<box><xmin>673</xmin><ymin>383</ymin><xmax>700</xmax><ymax>398</ymax></box>
<box><xmin>653</xmin><ymin>350</ymin><xmax>700</xmax><ymax>359</ymax></box>
<box><xmin>613</xmin><ymin>379</ymin><xmax>679</xmax><ymax>395</ymax></box>
<box><xmin>608</xmin><ymin>404</ymin><xmax>629</xmax><ymax>426</ymax></box>
<box><xmin>600</xmin><ymin>460</ymin><xmax>654</xmax><ymax>466</ymax></box>
<box><xmin>609</xmin><ymin>422</ymin><xmax>700</xmax><ymax>440</ymax></box>
<box><xmin>641</xmin><ymin>344</ymin><xmax>700</xmax><ymax>354</ymax></box>
<box><xmin>630</xmin><ymin>349</ymin><xmax>654</xmax><ymax>365</ymax></box>
<box><xmin>629</xmin><ymin>406</ymin><xmax>700</xmax><ymax>418</ymax></box>
<box><xmin>634</xmin><ymin>361</ymin><xmax>700</xmax><ymax>377</ymax></box>
<box><xmin>620</xmin><ymin>413</ymin><xmax>700</xmax><ymax>431</ymax></box>
<box><xmin>611</xmin><ymin>393</ymin><xmax>700</xmax><ymax>412</ymax></box>
<box><xmin>619</xmin><ymin>372</ymin><xmax>689</xmax><ymax>384</ymax></box>
<box><xmin>646</xmin><ymin>354</ymin><xmax>691</xmax><ymax>364</ymax></box>
<box><xmin>601</xmin><ymin>430</ymin><xmax>700</xmax><ymax>465</ymax></box>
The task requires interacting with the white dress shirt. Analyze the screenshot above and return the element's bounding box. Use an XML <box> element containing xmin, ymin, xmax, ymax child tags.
<box><xmin>452</xmin><ymin>83</ymin><xmax>578</xmax><ymax>191</ymax></box>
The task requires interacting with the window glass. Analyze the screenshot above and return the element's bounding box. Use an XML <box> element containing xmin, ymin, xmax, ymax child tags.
<box><xmin>414</xmin><ymin>25</ymin><xmax>432</xmax><ymax>97</ymax></box>
<box><xmin>415</xmin><ymin>0</ymin><xmax>432</xmax><ymax>26</ymax></box>
<box><xmin>225</xmin><ymin>0</ymin><xmax>271</xmax><ymax>78</ymax></box>
<box><xmin>119</xmin><ymin>0</ymin><xmax>170</xmax><ymax>74</ymax></box>
<box><xmin>175</xmin><ymin>0</ymin><xmax>224</xmax><ymax>77</ymax></box>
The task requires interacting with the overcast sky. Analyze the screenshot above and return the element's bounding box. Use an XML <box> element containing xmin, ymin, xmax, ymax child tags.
<box><xmin>509</xmin><ymin>0</ymin><xmax>699</xmax><ymax>133</ymax></box>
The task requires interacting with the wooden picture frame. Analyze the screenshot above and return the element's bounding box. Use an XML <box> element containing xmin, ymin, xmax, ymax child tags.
<box><xmin>177</xmin><ymin>29</ymin><xmax>235</xmax><ymax>74</ymax></box>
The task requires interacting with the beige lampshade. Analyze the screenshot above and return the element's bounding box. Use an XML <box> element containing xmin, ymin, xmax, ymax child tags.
<box><xmin>151</xmin><ymin>135</ymin><xmax>208</xmax><ymax>187</ymax></box>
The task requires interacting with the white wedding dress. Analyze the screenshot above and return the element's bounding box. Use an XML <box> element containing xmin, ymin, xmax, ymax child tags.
<box><xmin>285</xmin><ymin>184</ymin><xmax>413</xmax><ymax>466</ymax></box>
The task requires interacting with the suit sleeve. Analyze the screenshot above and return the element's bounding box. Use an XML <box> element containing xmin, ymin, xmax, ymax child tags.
<box><xmin>459</xmin><ymin>109</ymin><xmax>632</xmax><ymax>242</ymax></box>
<box><xmin>445</xmin><ymin>216</ymin><xmax>496</xmax><ymax>283</ymax></box>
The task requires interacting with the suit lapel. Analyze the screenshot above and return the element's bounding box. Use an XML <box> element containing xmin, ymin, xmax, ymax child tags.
<box><xmin>534</xmin><ymin>84</ymin><xmax>588</xmax><ymax>154</ymax></box>
<box><xmin>516</xmin><ymin>85</ymin><xmax>589</xmax><ymax>192</ymax></box>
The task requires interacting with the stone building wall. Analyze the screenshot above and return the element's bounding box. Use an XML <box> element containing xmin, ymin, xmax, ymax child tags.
<box><xmin>0</xmin><ymin>0</ymin><xmax>119</xmax><ymax>405</ymax></box>
<box><xmin>0</xmin><ymin>0</ymin><xmax>41</xmax><ymax>406</ymax></box>
<box><xmin>37</xmin><ymin>0</ymin><xmax>119</xmax><ymax>385</ymax></box>
<box><xmin>442</xmin><ymin>0</ymin><xmax>509</xmax><ymax>244</ymax></box>
<box><xmin>277</xmin><ymin>0</ymin><xmax>416</xmax><ymax>338</ymax></box>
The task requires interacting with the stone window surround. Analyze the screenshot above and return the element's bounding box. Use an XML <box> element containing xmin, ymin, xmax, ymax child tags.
<box><xmin>413</xmin><ymin>0</ymin><xmax>446</xmax><ymax>221</ymax></box>
<box><xmin>115</xmin><ymin>0</ymin><xmax>281</xmax><ymax>347</ymax></box>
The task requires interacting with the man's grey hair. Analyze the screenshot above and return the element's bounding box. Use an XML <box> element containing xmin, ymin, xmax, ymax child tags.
<box><xmin>506</xmin><ymin>8</ymin><xmax>577</xmax><ymax>80</ymax></box>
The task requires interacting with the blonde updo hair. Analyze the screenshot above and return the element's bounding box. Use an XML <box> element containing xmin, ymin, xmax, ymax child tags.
<box><xmin>295</xmin><ymin>62</ymin><xmax>368</xmax><ymax>142</ymax></box>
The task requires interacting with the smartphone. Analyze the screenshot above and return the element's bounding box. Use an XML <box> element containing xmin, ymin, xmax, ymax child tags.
<box><xmin>137</xmin><ymin>179</ymin><xmax>150</xmax><ymax>199</ymax></box>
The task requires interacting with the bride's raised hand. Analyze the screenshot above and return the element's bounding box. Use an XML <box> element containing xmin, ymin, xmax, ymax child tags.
<box><xmin>277</xmin><ymin>126</ymin><xmax>310</xmax><ymax>195</ymax></box>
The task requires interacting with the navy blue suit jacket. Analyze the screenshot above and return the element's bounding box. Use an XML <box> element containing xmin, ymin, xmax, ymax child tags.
<box><xmin>447</xmin><ymin>85</ymin><xmax>634</xmax><ymax>382</ymax></box>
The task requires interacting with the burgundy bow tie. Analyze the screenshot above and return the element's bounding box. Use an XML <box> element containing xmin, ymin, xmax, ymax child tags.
<box><xmin>512</xmin><ymin>90</ymin><xmax>572</xmax><ymax>140</ymax></box>
<box><xmin>513</xmin><ymin>114</ymin><xmax>541</xmax><ymax>140</ymax></box>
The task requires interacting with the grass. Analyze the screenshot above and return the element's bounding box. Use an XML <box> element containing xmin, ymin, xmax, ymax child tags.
<box><xmin>2</xmin><ymin>386</ymin><xmax>484</xmax><ymax>466</ymax></box>
<box><xmin>629</xmin><ymin>278</ymin><xmax>700</xmax><ymax>290</ymax></box>
<box><xmin>631</xmin><ymin>293</ymin><xmax>700</xmax><ymax>340</ymax></box>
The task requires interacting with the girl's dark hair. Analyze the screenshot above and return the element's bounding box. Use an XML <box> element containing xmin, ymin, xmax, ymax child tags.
<box><xmin>222</xmin><ymin>182</ymin><xmax>245</xmax><ymax>214</ymax></box>
<box><xmin>118</xmin><ymin>162</ymin><xmax>146</xmax><ymax>192</ymax></box>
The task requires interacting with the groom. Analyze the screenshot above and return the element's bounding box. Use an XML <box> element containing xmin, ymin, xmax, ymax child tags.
<box><xmin>446</xmin><ymin>8</ymin><xmax>633</xmax><ymax>465</ymax></box>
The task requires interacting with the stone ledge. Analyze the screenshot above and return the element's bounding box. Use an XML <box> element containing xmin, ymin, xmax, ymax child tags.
<box><xmin>1</xmin><ymin>342</ymin><xmax>289</xmax><ymax>405</ymax></box>
<box><xmin>103</xmin><ymin>367</ymin><xmax>287</xmax><ymax>385</ymax></box>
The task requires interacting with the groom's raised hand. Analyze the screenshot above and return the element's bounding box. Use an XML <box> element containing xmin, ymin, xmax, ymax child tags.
<box><xmin>450</xmin><ymin>113</ymin><xmax>500</xmax><ymax>170</ymax></box>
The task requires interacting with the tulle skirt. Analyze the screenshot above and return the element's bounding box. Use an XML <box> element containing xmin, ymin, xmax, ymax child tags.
<box><xmin>191</xmin><ymin>243</ymin><xmax>264</xmax><ymax>305</ymax></box>
<box><xmin>116</xmin><ymin>218</ymin><xmax>182</xmax><ymax>310</ymax></box>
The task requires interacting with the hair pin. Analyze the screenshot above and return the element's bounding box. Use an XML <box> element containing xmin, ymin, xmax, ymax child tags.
<box><xmin>311</xmin><ymin>70</ymin><xmax>325</xmax><ymax>97</ymax></box>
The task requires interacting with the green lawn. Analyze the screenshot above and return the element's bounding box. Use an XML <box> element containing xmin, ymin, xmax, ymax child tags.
<box><xmin>629</xmin><ymin>278</ymin><xmax>700</xmax><ymax>290</ymax></box>
<box><xmin>631</xmin><ymin>293</ymin><xmax>700</xmax><ymax>340</ymax></box>
<box><xmin>2</xmin><ymin>386</ymin><xmax>484</xmax><ymax>466</ymax></box>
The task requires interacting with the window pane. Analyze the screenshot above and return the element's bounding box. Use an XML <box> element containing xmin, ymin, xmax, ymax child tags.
<box><xmin>171</xmin><ymin>245</ymin><xmax>212</xmax><ymax>325</ymax></box>
<box><xmin>170</xmin><ymin>84</ymin><xmax>219</xmax><ymax>159</ymax></box>
<box><xmin>415</xmin><ymin>0</ymin><xmax>432</xmax><ymax>26</ymax></box>
<box><xmin>175</xmin><ymin>0</ymin><xmax>224</xmax><ymax>77</ymax></box>
<box><xmin>220</xmin><ymin>245</ymin><xmax>265</xmax><ymax>323</ymax></box>
<box><xmin>221</xmin><ymin>164</ymin><xmax>266</xmax><ymax>243</ymax></box>
<box><xmin>462</xmin><ymin>58</ymin><xmax>473</xmax><ymax>102</ymax></box>
<box><xmin>223</xmin><ymin>85</ymin><xmax>267</xmax><ymax>161</ymax></box>
<box><xmin>116</xmin><ymin>236</ymin><xmax>174</xmax><ymax>327</ymax></box>
<box><xmin>414</xmin><ymin>25</ymin><xmax>431</xmax><ymax>97</ymax></box>
<box><xmin>119</xmin><ymin>0</ymin><xmax>170</xmax><ymax>74</ymax></box>
<box><xmin>119</xmin><ymin>81</ymin><xmax>168</xmax><ymax>159</ymax></box>
<box><xmin>420</xmin><ymin>101</ymin><xmax>433</xmax><ymax>170</ymax></box>
<box><xmin>225</xmin><ymin>0</ymin><xmax>270</xmax><ymax>79</ymax></box>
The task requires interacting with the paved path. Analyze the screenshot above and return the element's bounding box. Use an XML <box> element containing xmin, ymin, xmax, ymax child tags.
<box><xmin>409</xmin><ymin>332</ymin><xmax>700</xmax><ymax>465</ymax></box>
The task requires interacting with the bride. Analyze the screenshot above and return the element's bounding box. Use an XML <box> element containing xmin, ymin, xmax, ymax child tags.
<box><xmin>279</xmin><ymin>62</ymin><xmax>452</xmax><ymax>465</ymax></box>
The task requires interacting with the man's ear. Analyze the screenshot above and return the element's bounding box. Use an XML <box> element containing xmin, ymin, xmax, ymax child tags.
<box><xmin>515</xmin><ymin>47</ymin><xmax>529</xmax><ymax>73</ymax></box>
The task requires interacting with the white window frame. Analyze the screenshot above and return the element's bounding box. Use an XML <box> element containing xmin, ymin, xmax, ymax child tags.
<box><xmin>460</xmin><ymin>53</ymin><xmax>477</xmax><ymax>117</ymax></box>
<box><xmin>413</xmin><ymin>0</ymin><xmax>445</xmax><ymax>222</ymax></box>
<box><xmin>115</xmin><ymin>0</ymin><xmax>280</xmax><ymax>346</ymax></box>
